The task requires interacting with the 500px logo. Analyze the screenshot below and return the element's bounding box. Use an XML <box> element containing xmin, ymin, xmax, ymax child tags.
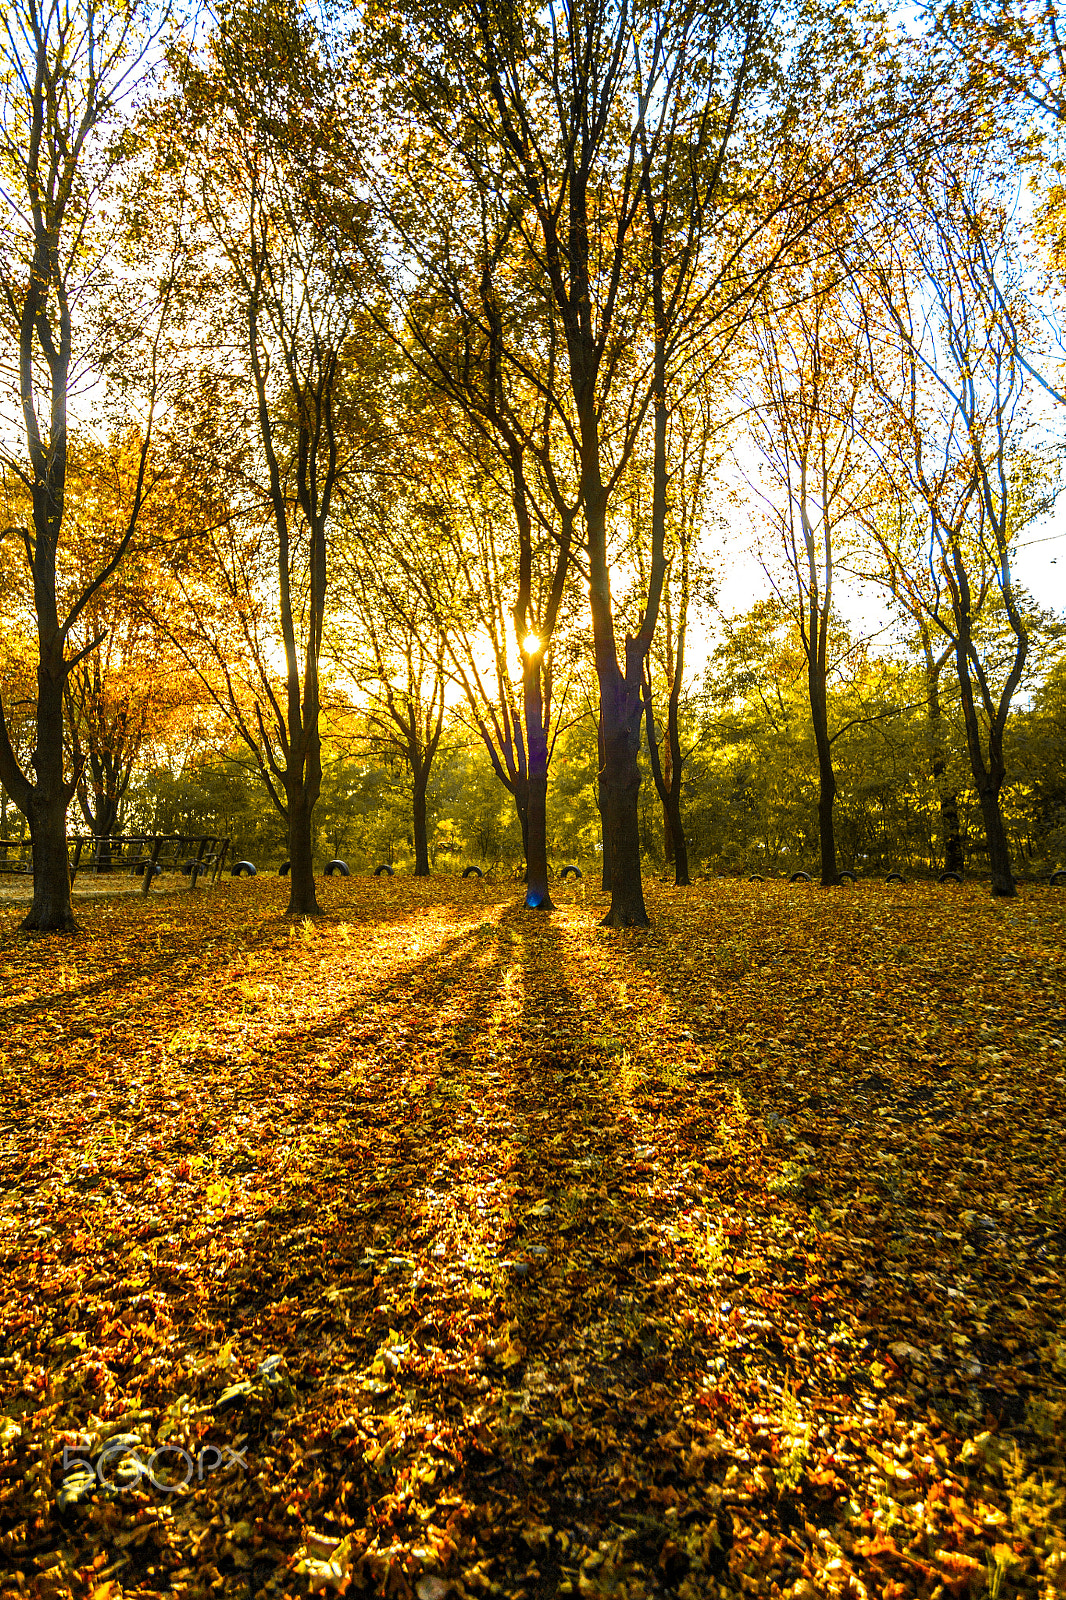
<box><xmin>62</xmin><ymin>1441</ymin><xmax>248</xmax><ymax>1494</ymax></box>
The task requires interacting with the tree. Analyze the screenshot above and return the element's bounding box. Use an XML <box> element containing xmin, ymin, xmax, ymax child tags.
<box><xmin>860</xmin><ymin>137</ymin><xmax>1054</xmax><ymax>894</ymax></box>
<box><xmin>65</xmin><ymin>608</ymin><xmax>170</xmax><ymax>852</ymax></box>
<box><xmin>170</xmin><ymin>0</ymin><xmax>376</xmax><ymax>915</ymax></box>
<box><xmin>932</xmin><ymin>0</ymin><xmax>1065</xmax><ymax>130</ymax></box>
<box><xmin>638</xmin><ymin>387</ymin><xmax>719</xmax><ymax>886</ymax></box>
<box><xmin>1013</xmin><ymin>644</ymin><xmax>1066</xmax><ymax>868</ymax></box>
<box><xmin>372</xmin><ymin>0</ymin><xmax>900</xmax><ymax>924</ymax></box>
<box><xmin>699</xmin><ymin>600</ymin><xmax>933</xmax><ymax>875</ymax></box>
<box><xmin>858</xmin><ymin>494</ymin><xmax>973</xmax><ymax>875</ymax></box>
<box><xmin>0</xmin><ymin>0</ymin><xmax>176</xmax><ymax>930</ymax></box>
<box><xmin>51</xmin><ymin>437</ymin><xmax>198</xmax><ymax>862</ymax></box>
<box><xmin>745</xmin><ymin>260</ymin><xmax>885</xmax><ymax>885</ymax></box>
<box><xmin>336</xmin><ymin>545</ymin><xmax>446</xmax><ymax>877</ymax></box>
<box><xmin>352</xmin><ymin>415</ymin><xmax>582</xmax><ymax>898</ymax></box>
<box><xmin>369</xmin><ymin>227</ymin><xmax>581</xmax><ymax>907</ymax></box>
<box><xmin>925</xmin><ymin>4</ymin><xmax>1066</xmax><ymax>412</ymax></box>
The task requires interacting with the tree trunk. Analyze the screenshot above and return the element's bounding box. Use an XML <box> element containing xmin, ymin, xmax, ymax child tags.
<box><xmin>20</xmin><ymin>657</ymin><xmax>78</xmax><ymax>933</ymax></box>
<box><xmin>24</xmin><ymin>789</ymin><xmax>77</xmax><ymax>933</ymax></box>
<box><xmin>665</xmin><ymin>790</ymin><xmax>690</xmax><ymax>887</ymax></box>
<box><xmin>810</xmin><ymin>668</ymin><xmax>839</xmax><ymax>887</ymax></box>
<box><xmin>662</xmin><ymin>732</ymin><xmax>675</xmax><ymax>871</ymax></box>
<box><xmin>286</xmin><ymin>783</ymin><xmax>321</xmax><ymax>915</ymax></box>
<box><xmin>597</xmin><ymin>719</ymin><xmax>611</xmax><ymax>893</ymax></box>
<box><xmin>518</xmin><ymin>656</ymin><xmax>550</xmax><ymax>908</ymax></box>
<box><xmin>954</xmin><ymin>644</ymin><xmax>1015</xmax><ymax>897</ymax></box>
<box><xmin>88</xmin><ymin>794</ymin><xmax>120</xmax><ymax>872</ymax></box>
<box><xmin>525</xmin><ymin>763</ymin><xmax>551</xmax><ymax>909</ymax></box>
<box><xmin>642</xmin><ymin>665</ymin><xmax>691</xmax><ymax>889</ymax></box>
<box><xmin>924</xmin><ymin>649</ymin><xmax>964</xmax><ymax>875</ymax></box>
<box><xmin>598</xmin><ymin>802</ymin><xmax>611</xmax><ymax>890</ymax></box>
<box><xmin>665</xmin><ymin>687</ymin><xmax>690</xmax><ymax>887</ymax></box>
<box><xmin>587</xmin><ymin>464</ymin><xmax>652</xmax><ymax>927</ymax></box>
<box><xmin>412</xmin><ymin>772</ymin><xmax>430</xmax><ymax>876</ymax></box>
<box><xmin>816</xmin><ymin>745</ymin><xmax>838</xmax><ymax>887</ymax></box>
<box><xmin>984</xmin><ymin>717</ymin><xmax>1015</xmax><ymax>898</ymax></box>
<box><xmin>976</xmin><ymin>780</ymin><xmax>1014</xmax><ymax>896</ymax></box>
<box><xmin>599</xmin><ymin>677</ymin><xmax>649</xmax><ymax>927</ymax></box>
<box><xmin>940</xmin><ymin>788</ymin><xmax>964</xmax><ymax>874</ymax></box>
<box><xmin>521</xmin><ymin>657</ymin><xmax>552</xmax><ymax>909</ymax></box>
<box><xmin>582</xmin><ymin>262</ymin><xmax>663</xmax><ymax>927</ymax></box>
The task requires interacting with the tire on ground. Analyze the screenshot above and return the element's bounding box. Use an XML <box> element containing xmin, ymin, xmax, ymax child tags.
<box><xmin>886</xmin><ymin>871</ymin><xmax>905</xmax><ymax>883</ymax></box>
<box><xmin>560</xmin><ymin>864</ymin><xmax>583</xmax><ymax>881</ymax></box>
<box><xmin>325</xmin><ymin>859</ymin><xmax>350</xmax><ymax>877</ymax></box>
<box><xmin>790</xmin><ymin>871</ymin><xmax>812</xmax><ymax>882</ymax></box>
<box><xmin>938</xmin><ymin>870</ymin><xmax>962</xmax><ymax>884</ymax></box>
<box><xmin>462</xmin><ymin>865</ymin><xmax>484</xmax><ymax>879</ymax></box>
<box><xmin>374</xmin><ymin>864</ymin><xmax>395</xmax><ymax>877</ymax></box>
<box><xmin>838</xmin><ymin>870</ymin><xmax>857</xmax><ymax>883</ymax></box>
<box><xmin>231</xmin><ymin>861</ymin><xmax>257</xmax><ymax>877</ymax></box>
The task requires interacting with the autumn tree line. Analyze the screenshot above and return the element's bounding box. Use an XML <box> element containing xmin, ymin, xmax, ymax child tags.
<box><xmin>0</xmin><ymin>0</ymin><xmax>1063</xmax><ymax>931</ymax></box>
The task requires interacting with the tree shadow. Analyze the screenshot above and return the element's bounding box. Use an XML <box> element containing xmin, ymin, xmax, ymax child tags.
<box><xmin>433</xmin><ymin>903</ymin><xmax>736</xmax><ymax>1593</ymax></box>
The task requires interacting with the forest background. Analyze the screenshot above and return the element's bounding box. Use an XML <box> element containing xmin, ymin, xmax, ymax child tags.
<box><xmin>0</xmin><ymin>0</ymin><xmax>1065</xmax><ymax>924</ymax></box>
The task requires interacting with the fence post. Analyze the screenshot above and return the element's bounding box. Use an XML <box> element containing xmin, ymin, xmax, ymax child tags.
<box><xmin>190</xmin><ymin>836</ymin><xmax>210</xmax><ymax>889</ymax></box>
<box><xmin>141</xmin><ymin>836</ymin><xmax>165</xmax><ymax>898</ymax></box>
<box><xmin>214</xmin><ymin>838</ymin><xmax>230</xmax><ymax>883</ymax></box>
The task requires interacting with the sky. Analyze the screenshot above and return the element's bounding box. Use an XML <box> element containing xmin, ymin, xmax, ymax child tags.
<box><xmin>715</xmin><ymin>495</ymin><xmax>1066</xmax><ymax>620</ymax></box>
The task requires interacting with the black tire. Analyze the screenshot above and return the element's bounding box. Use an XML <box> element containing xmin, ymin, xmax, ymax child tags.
<box><xmin>1051</xmin><ymin>870</ymin><xmax>1066</xmax><ymax>887</ymax></box>
<box><xmin>748</xmin><ymin>873</ymin><xmax>764</xmax><ymax>882</ymax></box>
<box><xmin>838</xmin><ymin>870</ymin><xmax>857</xmax><ymax>884</ymax></box>
<box><xmin>560</xmin><ymin>864</ymin><xmax>583</xmax><ymax>881</ymax></box>
<box><xmin>790</xmin><ymin>871</ymin><xmax>812</xmax><ymax>883</ymax></box>
<box><xmin>462</xmin><ymin>865</ymin><xmax>484</xmax><ymax>879</ymax></box>
<box><xmin>279</xmin><ymin>861</ymin><xmax>290</xmax><ymax>876</ymax></box>
<box><xmin>939</xmin><ymin>870</ymin><xmax>962</xmax><ymax>884</ymax></box>
<box><xmin>231</xmin><ymin>861</ymin><xmax>257</xmax><ymax>877</ymax></box>
<box><xmin>325</xmin><ymin>859</ymin><xmax>350</xmax><ymax>877</ymax></box>
<box><xmin>886</xmin><ymin>872</ymin><xmax>905</xmax><ymax>884</ymax></box>
<box><xmin>373</xmin><ymin>864</ymin><xmax>395</xmax><ymax>877</ymax></box>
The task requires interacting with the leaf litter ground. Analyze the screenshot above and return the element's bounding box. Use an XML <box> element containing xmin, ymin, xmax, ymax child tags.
<box><xmin>0</xmin><ymin>876</ymin><xmax>1064</xmax><ymax>1600</ymax></box>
